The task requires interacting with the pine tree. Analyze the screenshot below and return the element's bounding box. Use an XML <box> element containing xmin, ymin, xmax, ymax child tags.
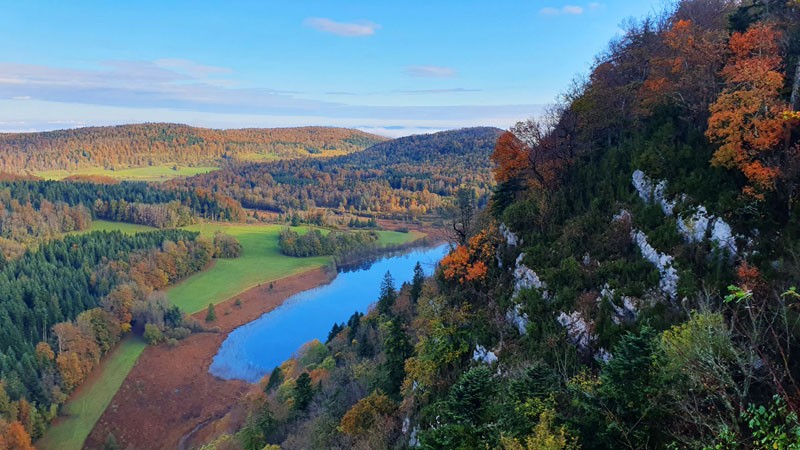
<box><xmin>382</xmin><ymin>319</ymin><xmax>411</xmax><ymax>398</ymax></box>
<box><xmin>293</xmin><ymin>372</ymin><xmax>313</xmax><ymax>411</ymax></box>
<box><xmin>410</xmin><ymin>262</ymin><xmax>425</xmax><ymax>303</ymax></box>
<box><xmin>377</xmin><ymin>271</ymin><xmax>396</xmax><ymax>315</ymax></box>
<box><xmin>205</xmin><ymin>303</ymin><xmax>216</xmax><ymax>322</ymax></box>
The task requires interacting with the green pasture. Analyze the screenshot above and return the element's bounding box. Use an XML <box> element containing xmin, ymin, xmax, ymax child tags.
<box><xmin>36</xmin><ymin>338</ymin><xmax>146</xmax><ymax>450</ymax></box>
<box><xmin>36</xmin><ymin>165</ymin><xmax>218</xmax><ymax>182</ymax></box>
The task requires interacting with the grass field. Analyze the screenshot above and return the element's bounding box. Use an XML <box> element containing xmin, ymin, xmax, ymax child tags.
<box><xmin>169</xmin><ymin>224</ymin><xmax>423</xmax><ymax>313</ymax></box>
<box><xmin>36</xmin><ymin>165</ymin><xmax>218</xmax><ymax>182</ymax></box>
<box><xmin>375</xmin><ymin>229</ymin><xmax>426</xmax><ymax>245</ymax></box>
<box><xmin>169</xmin><ymin>223</ymin><xmax>332</xmax><ymax>313</ymax></box>
<box><xmin>71</xmin><ymin>219</ymin><xmax>157</xmax><ymax>235</ymax></box>
<box><xmin>36</xmin><ymin>337</ymin><xmax>146</xmax><ymax>450</ymax></box>
<box><xmin>37</xmin><ymin>221</ymin><xmax>425</xmax><ymax>449</ymax></box>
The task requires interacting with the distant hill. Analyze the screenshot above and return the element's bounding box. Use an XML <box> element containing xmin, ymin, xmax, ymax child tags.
<box><xmin>172</xmin><ymin>127</ymin><xmax>503</xmax><ymax>218</ymax></box>
<box><xmin>0</xmin><ymin>123</ymin><xmax>387</xmax><ymax>173</ymax></box>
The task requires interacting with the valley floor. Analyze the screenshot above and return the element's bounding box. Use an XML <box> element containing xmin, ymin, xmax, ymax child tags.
<box><xmin>36</xmin><ymin>220</ymin><xmax>426</xmax><ymax>449</ymax></box>
<box><xmin>85</xmin><ymin>266</ymin><xmax>336</xmax><ymax>450</ymax></box>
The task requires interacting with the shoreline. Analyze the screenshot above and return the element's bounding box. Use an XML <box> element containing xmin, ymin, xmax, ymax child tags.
<box><xmin>83</xmin><ymin>236</ymin><xmax>443</xmax><ymax>449</ymax></box>
<box><xmin>84</xmin><ymin>266</ymin><xmax>337</xmax><ymax>450</ymax></box>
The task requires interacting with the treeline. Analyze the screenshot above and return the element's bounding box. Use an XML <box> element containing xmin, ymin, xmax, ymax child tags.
<box><xmin>93</xmin><ymin>199</ymin><xmax>193</xmax><ymax>228</ymax></box>
<box><xmin>170</xmin><ymin>127</ymin><xmax>501</xmax><ymax>219</ymax></box>
<box><xmin>0</xmin><ymin>179</ymin><xmax>245</xmax><ymax>223</ymax></box>
<box><xmin>0</xmin><ymin>229</ymin><xmax>211</xmax><ymax>445</ymax></box>
<box><xmin>0</xmin><ymin>123</ymin><xmax>386</xmax><ymax>172</ymax></box>
<box><xmin>278</xmin><ymin>228</ymin><xmax>380</xmax><ymax>257</ymax></box>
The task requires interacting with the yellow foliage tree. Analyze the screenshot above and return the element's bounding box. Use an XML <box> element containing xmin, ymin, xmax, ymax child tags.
<box><xmin>339</xmin><ymin>390</ymin><xmax>397</xmax><ymax>437</ymax></box>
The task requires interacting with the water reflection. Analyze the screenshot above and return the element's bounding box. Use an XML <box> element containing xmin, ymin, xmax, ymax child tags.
<box><xmin>209</xmin><ymin>244</ymin><xmax>448</xmax><ymax>383</ymax></box>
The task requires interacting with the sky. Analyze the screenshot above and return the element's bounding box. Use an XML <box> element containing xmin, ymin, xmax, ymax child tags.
<box><xmin>0</xmin><ymin>0</ymin><xmax>665</xmax><ymax>137</ymax></box>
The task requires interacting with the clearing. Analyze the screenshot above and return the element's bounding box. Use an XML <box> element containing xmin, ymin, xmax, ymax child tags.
<box><xmin>36</xmin><ymin>165</ymin><xmax>218</xmax><ymax>182</ymax></box>
<box><xmin>71</xmin><ymin>219</ymin><xmax>157</xmax><ymax>235</ymax></box>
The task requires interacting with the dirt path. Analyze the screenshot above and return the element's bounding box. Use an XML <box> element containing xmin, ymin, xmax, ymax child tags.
<box><xmin>84</xmin><ymin>267</ymin><xmax>335</xmax><ymax>450</ymax></box>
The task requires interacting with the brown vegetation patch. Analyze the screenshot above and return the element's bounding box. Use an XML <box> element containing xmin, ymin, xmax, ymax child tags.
<box><xmin>84</xmin><ymin>267</ymin><xmax>335</xmax><ymax>450</ymax></box>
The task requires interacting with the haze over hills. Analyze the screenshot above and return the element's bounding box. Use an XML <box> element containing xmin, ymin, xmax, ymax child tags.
<box><xmin>0</xmin><ymin>123</ymin><xmax>387</xmax><ymax>174</ymax></box>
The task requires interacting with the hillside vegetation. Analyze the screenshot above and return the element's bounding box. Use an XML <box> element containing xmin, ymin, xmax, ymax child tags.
<box><xmin>0</xmin><ymin>123</ymin><xmax>386</xmax><ymax>173</ymax></box>
<box><xmin>194</xmin><ymin>2</ymin><xmax>800</xmax><ymax>450</ymax></box>
<box><xmin>171</xmin><ymin>127</ymin><xmax>501</xmax><ymax>219</ymax></box>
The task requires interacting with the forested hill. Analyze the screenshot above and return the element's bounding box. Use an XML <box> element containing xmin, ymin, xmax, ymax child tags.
<box><xmin>199</xmin><ymin>2</ymin><xmax>800</xmax><ymax>450</ymax></box>
<box><xmin>0</xmin><ymin>123</ymin><xmax>386</xmax><ymax>172</ymax></box>
<box><xmin>171</xmin><ymin>127</ymin><xmax>502</xmax><ymax>218</ymax></box>
<box><xmin>340</xmin><ymin>127</ymin><xmax>502</xmax><ymax>164</ymax></box>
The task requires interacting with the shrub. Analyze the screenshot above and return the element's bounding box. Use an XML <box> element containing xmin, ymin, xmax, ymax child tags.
<box><xmin>212</xmin><ymin>232</ymin><xmax>242</xmax><ymax>258</ymax></box>
<box><xmin>143</xmin><ymin>324</ymin><xmax>164</xmax><ymax>345</ymax></box>
<box><xmin>165</xmin><ymin>327</ymin><xmax>191</xmax><ymax>340</ymax></box>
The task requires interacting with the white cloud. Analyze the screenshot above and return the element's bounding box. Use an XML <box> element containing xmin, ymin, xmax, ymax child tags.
<box><xmin>404</xmin><ymin>65</ymin><xmax>456</xmax><ymax>78</ymax></box>
<box><xmin>303</xmin><ymin>17</ymin><xmax>380</xmax><ymax>37</ymax></box>
<box><xmin>0</xmin><ymin>61</ymin><xmax>332</xmax><ymax>114</ymax></box>
<box><xmin>0</xmin><ymin>60</ymin><xmax>544</xmax><ymax>135</ymax></box>
<box><xmin>539</xmin><ymin>4</ymin><xmax>589</xmax><ymax>16</ymax></box>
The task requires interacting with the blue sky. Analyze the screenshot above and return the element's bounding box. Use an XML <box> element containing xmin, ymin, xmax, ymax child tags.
<box><xmin>0</xmin><ymin>0</ymin><xmax>663</xmax><ymax>136</ymax></box>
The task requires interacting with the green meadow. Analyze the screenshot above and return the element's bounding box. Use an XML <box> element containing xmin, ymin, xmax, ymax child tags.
<box><xmin>38</xmin><ymin>220</ymin><xmax>424</xmax><ymax>449</ymax></box>
<box><xmin>36</xmin><ymin>165</ymin><xmax>218</xmax><ymax>182</ymax></box>
<box><xmin>36</xmin><ymin>338</ymin><xmax>146</xmax><ymax>450</ymax></box>
<box><xmin>168</xmin><ymin>223</ymin><xmax>332</xmax><ymax>313</ymax></box>
<box><xmin>73</xmin><ymin>219</ymin><xmax>157</xmax><ymax>235</ymax></box>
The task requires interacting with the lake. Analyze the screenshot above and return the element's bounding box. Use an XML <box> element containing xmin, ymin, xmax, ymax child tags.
<box><xmin>209</xmin><ymin>244</ymin><xmax>449</xmax><ymax>383</ymax></box>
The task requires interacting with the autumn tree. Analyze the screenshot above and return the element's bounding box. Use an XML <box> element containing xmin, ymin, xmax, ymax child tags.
<box><xmin>0</xmin><ymin>421</ymin><xmax>35</xmax><ymax>450</ymax></box>
<box><xmin>640</xmin><ymin>19</ymin><xmax>726</xmax><ymax>120</ymax></box>
<box><xmin>340</xmin><ymin>390</ymin><xmax>398</xmax><ymax>437</ymax></box>
<box><xmin>492</xmin><ymin>116</ymin><xmax>575</xmax><ymax>199</ymax></box>
<box><xmin>492</xmin><ymin>131</ymin><xmax>531</xmax><ymax>185</ymax></box>
<box><xmin>440</xmin><ymin>225</ymin><xmax>499</xmax><ymax>285</ymax></box>
<box><xmin>706</xmin><ymin>23</ymin><xmax>789</xmax><ymax>197</ymax></box>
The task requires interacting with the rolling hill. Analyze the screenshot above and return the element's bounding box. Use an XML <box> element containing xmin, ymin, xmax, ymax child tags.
<box><xmin>171</xmin><ymin>127</ymin><xmax>503</xmax><ymax>218</ymax></box>
<box><xmin>0</xmin><ymin>123</ymin><xmax>387</xmax><ymax>174</ymax></box>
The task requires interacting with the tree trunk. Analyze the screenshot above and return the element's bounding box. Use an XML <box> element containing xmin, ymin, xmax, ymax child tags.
<box><xmin>791</xmin><ymin>58</ymin><xmax>800</xmax><ymax>112</ymax></box>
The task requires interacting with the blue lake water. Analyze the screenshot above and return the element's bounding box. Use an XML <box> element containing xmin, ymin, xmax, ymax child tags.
<box><xmin>209</xmin><ymin>244</ymin><xmax>449</xmax><ymax>383</ymax></box>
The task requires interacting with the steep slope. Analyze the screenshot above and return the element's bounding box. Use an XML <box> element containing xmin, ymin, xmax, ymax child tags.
<box><xmin>0</xmin><ymin>123</ymin><xmax>387</xmax><ymax>172</ymax></box>
<box><xmin>172</xmin><ymin>127</ymin><xmax>502</xmax><ymax>218</ymax></box>
<box><xmin>190</xmin><ymin>2</ymin><xmax>800</xmax><ymax>450</ymax></box>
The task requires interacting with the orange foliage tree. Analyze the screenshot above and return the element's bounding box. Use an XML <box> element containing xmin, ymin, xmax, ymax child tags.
<box><xmin>0</xmin><ymin>421</ymin><xmax>35</xmax><ymax>450</ymax></box>
<box><xmin>706</xmin><ymin>23</ymin><xmax>789</xmax><ymax>196</ymax></box>
<box><xmin>640</xmin><ymin>19</ymin><xmax>725</xmax><ymax>119</ymax></box>
<box><xmin>492</xmin><ymin>131</ymin><xmax>530</xmax><ymax>184</ymax></box>
<box><xmin>441</xmin><ymin>225</ymin><xmax>499</xmax><ymax>284</ymax></box>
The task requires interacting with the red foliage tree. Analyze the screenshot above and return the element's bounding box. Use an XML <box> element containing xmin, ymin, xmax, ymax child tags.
<box><xmin>706</xmin><ymin>23</ymin><xmax>789</xmax><ymax>197</ymax></box>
